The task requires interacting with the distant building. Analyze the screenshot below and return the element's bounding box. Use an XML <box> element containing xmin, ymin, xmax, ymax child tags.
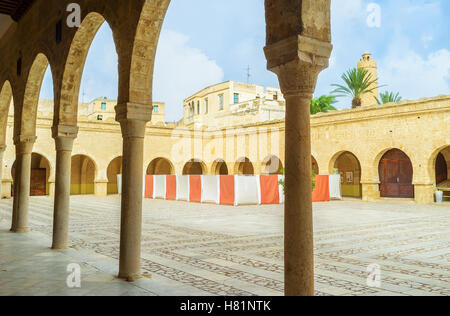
<box><xmin>181</xmin><ymin>81</ymin><xmax>285</xmax><ymax>128</ymax></box>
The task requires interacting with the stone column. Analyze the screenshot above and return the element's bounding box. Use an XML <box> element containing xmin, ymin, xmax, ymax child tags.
<box><xmin>11</xmin><ymin>136</ymin><xmax>36</xmax><ymax>233</ymax></box>
<box><xmin>265</xmin><ymin>36</ymin><xmax>332</xmax><ymax>296</ymax></box>
<box><xmin>51</xmin><ymin>125</ymin><xmax>78</xmax><ymax>249</ymax></box>
<box><xmin>116</xmin><ymin>103</ymin><xmax>152</xmax><ymax>281</ymax></box>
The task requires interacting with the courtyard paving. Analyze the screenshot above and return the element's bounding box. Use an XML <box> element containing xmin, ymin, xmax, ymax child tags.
<box><xmin>0</xmin><ymin>196</ymin><xmax>449</xmax><ymax>296</ymax></box>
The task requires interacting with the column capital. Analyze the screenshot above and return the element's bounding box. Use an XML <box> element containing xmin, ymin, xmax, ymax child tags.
<box><xmin>115</xmin><ymin>103</ymin><xmax>152</xmax><ymax>139</ymax></box>
<box><xmin>13</xmin><ymin>135</ymin><xmax>37</xmax><ymax>154</ymax></box>
<box><xmin>264</xmin><ymin>35</ymin><xmax>332</xmax><ymax>97</ymax></box>
<box><xmin>115</xmin><ymin>102</ymin><xmax>153</xmax><ymax>123</ymax></box>
<box><xmin>52</xmin><ymin>125</ymin><xmax>79</xmax><ymax>139</ymax></box>
<box><xmin>52</xmin><ymin>125</ymin><xmax>78</xmax><ymax>152</ymax></box>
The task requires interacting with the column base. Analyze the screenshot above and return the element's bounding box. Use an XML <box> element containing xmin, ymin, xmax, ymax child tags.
<box><xmin>51</xmin><ymin>245</ymin><xmax>69</xmax><ymax>250</ymax></box>
<box><xmin>414</xmin><ymin>184</ymin><xmax>435</xmax><ymax>204</ymax></box>
<box><xmin>118</xmin><ymin>272</ymin><xmax>142</xmax><ymax>282</ymax></box>
<box><xmin>11</xmin><ymin>227</ymin><xmax>30</xmax><ymax>233</ymax></box>
<box><xmin>95</xmin><ymin>182</ymin><xmax>108</xmax><ymax>197</ymax></box>
<box><xmin>361</xmin><ymin>183</ymin><xmax>380</xmax><ymax>202</ymax></box>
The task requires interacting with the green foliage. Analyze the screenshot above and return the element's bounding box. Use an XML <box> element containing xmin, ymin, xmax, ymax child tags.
<box><xmin>331</xmin><ymin>68</ymin><xmax>383</xmax><ymax>108</ymax></box>
<box><xmin>310</xmin><ymin>95</ymin><xmax>338</xmax><ymax>115</ymax></box>
<box><xmin>376</xmin><ymin>91</ymin><xmax>402</xmax><ymax>104</ymax></box>
<box><xmin>278</xmin><ymin>168</ymin><xmax>317</xmax><ymax>195</ymax></box>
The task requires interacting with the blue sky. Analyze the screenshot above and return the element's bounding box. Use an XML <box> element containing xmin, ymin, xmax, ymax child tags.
<box><xmin>40</xmin><ymin>0</ymin><xmax>450</xmax><ymax>122</ymax></box>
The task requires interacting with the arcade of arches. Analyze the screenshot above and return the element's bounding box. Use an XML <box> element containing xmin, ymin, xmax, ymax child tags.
<box><xmin>0</xmin><ymin>0</ymin><xmax>448</xmax><ymax>297</ymax></box>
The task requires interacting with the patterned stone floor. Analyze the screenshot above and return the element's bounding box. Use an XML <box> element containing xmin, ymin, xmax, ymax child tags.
<box><xmin>0</xmin><ymin>196</ymin><xmax>449</xmax><ymax>296</ymax></box>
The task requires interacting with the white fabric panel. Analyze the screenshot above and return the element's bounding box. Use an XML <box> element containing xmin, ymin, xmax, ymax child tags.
<box><xmin>329</xmin><ymin>174</ymin><xmax>342</xmax><ymax>200</ymax></box>
<box><xmin>278</xmin><ymin>175</ymin><xmax>285</xmax><ymax>204</ymax></box>
<box><xmin>143</xmin><ymin>175</ymin><xmax>146</xmax><ymax>198</ymax></box>
<box><xmin>154</xmin><ymin>175</ymin><xmax>166</xmax><ymax>199</ymax></box>
<box><xmin>256</xmin><ymin>176</ymin><xmax>262</xmax><ymax>205</ymax></box>
<box><xmin>201</xmin><ymin>176</ymin><xmax>220</xmax><ymax>204</ymax></box>
<box><xmin>235</xmin><ymin>176</ymin><xmax>259</xmax><ymax>206</ymax></box>
<box><xmin>117</xmin><ymin>174</ymin><xmax>122</xmax><ymax>195</ymax></box>
<box><xmin>176</xmin><ymin>175</ymin><xmax>190</xmax><ymax>201</ymax></box>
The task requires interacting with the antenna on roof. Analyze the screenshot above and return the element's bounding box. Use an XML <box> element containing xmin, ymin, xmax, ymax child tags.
<box><xmin>246</xmin><ymin>65</ymin><xmax>251</xmax><ymax>84</ymax></box>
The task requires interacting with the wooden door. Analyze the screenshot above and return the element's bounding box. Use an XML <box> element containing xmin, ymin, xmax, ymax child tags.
<box><xmin>379</xmin><ymin>149</ymin><xmax>414</xmax><ymax>198</ymax></box>
<box><xmin>435</xmin><ymin>153</ymin><xmax>447</xmax><ymax>185</ymax></box>
<box><xmin>30</xmin><ymin>168</ymin><xmax>46</xmax><ymax>196</ymax></box>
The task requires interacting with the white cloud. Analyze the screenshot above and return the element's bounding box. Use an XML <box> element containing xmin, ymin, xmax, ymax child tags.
<box><xmin>153</xmin><ymin>30</ymin><xmax>224</xmax><ymax>122</ymax></box>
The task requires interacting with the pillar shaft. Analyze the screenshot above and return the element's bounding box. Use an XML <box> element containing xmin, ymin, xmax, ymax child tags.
<box><xmin>116</xmin><ymin>103</ymin><xmax>152</xmax><ymax>281</ymax></box>
<box><xmin>11</xmin><ymin>136</ymin><xmax>36</xmax><ymax>233</ymax></box>
<box><xmin>51</xmin><ymin>126</ymin><xmax>78</xmax><ymax>249</ymax></box>
<box><xmin>265</xmin><ymin>34</ymin><xmax>332</xmax><ymax>296</ymax></box>
<box><xmin>284</xmin><ymin>92</ymin><xmax>314</xmax><ymax>296</ymax></box>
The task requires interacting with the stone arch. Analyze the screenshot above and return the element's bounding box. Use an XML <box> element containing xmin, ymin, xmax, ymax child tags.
<box><xmin>428</xmin><ymin>145</ymin><xmax>450</xmax><ymax>187</ymax></box>
<box><xmin>234</xmin><ymin>157</ymin><xmax>254</xmax><ymax>175</ymax></box>
<box><xmin>71</xmin><ymin>154</ymin><xmax>97</xmax><ymax>195</ymax></box>
<box><xmin>262</xmin><ymin>155</ymin><xmax>283</xmax><ymax>175</ymax></box>
<box><xmin>378</xmin><ymin>148</ymin><xmax>414</xmax><ymax>198</ymax></box>
<box><xmin>183</xmin><ymin>159</ymin><xmax>207</xmax><ymax>175</ymax></box>
<box><xmin>147</xmin><ymin>157</ymin><xmax>174</xmax><ymax>175</ymax></box>
<box><xmin>125</xmin><ymin>0</ymin><xmax>171</xmax><ymax>106</ymax></box>
<box><xmin>20</xmin><ymin>53</ymin><xmax>51</xmax><ymax>137</ymax></box>
<box><xmin>330</xmin><ymin>151</ymin><xmax>362</xmax><ymax>198</ymax></box>
<box><xmin>0</xmin><ymin>80</ymin><xmax>13</xmax><ymax>145</ymax></box>
<box><xmin>211</xmin><ymin>159</ymin><xmax>229</xmax><ymax>175</ymax></box>
<box><xmin>57</xmin><ymin>12</ymin><xmax>107</xmax><ymax>126</ymax></box>
<box><xmin>11</xmin><ymin>152</ymin><xmax>51</xmax><ymax>196</ymax></box>
<box><xmin>107</xmin><ymin>156</ymin><xmax>123</xmax><ymax>194</ymax></box>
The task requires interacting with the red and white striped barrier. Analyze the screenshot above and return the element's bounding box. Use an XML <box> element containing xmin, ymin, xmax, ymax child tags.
<box><xmin>143</xmin><ymin>175</ymin><xmax>285</xmax><ymax>205</ymax></box>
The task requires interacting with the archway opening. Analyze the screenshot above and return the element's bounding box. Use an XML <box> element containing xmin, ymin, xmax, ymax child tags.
<box><xmin>212</xmin><ymin>159</ymin><xmax>228</xmax><ymax>175</ymax></box>
<box><xmin>435</xmin><ymin>146</ymin><xmax>450</xmax><ymax>201</ymax></box>
<box><xmin>183</xmin><ymin>159</ymin><xmax>206</xmax><ymax>175</ymax></box>
<box><xmin>147</xmin><ymin>158</ymin><xmax>174</xmax><ymax>175</ymax></box>
<box><xmin>235</xmin><ymin>157</ymin><xmax>254</xmax><ymax>175</ymax></box>
<box><xmin>378</xmin><ymin>149</ymin><xmax>414</xmax><ymax>198</ymax></box>
<box><xmin>312</xmin><ymin>156</ymin><xmax>319</xmax><ymax>175</ymax></box>
<box><xmin>71</xmin><ymin>155</ymin><xmax>96</xmax><ymax>195</ymax></box>
<box><xmin>333</xmin><ymin>152</ymin><xmax>362</xmax><ymax>198</ymax></box>
<box><xmin>263</xmin><ymin>155</ymin><xmax>283</xmax><ymax>175</ymax></box>
<box><xmin>107</xmin><ymin>157</ymin><xmax>122</xmax><ymax>195</ymax></box>
<box><xmin>11</xmin><ymin>153</ymin><xmax>51</xmax><ymax>196</ymax></box>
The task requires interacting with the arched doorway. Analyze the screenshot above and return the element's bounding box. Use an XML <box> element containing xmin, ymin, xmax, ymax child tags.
<box><xmin>183</xmin><ymin>159</ymin><xmax>206</xmax><ymax>175</ymax></box>
<box><xmin>147</xmin><ymin>158</ymin><xmax>174</xmax><ymax>175</ymax></box>
<box><xmin>71</xmin><ymin>155</ymin><xmax>96</xmax><ymax>195</ymax></box>
<box><xmin>107</xmin><ymin>156</ymin><xmax>122</xmax><ymax>194</ymax></box>
<box><xmin>434</xmin><ymin>146</ymin><xmax>450</xmax><ymax>202</ymax></box>
<box><xmin>212</xmin><ymin>159</ymin><xmax>228</xmax><ymax>175</ymax></box>
<box><xmin>235</xmin><ymin>157</ymin><xmax>254</xmax><ymax>175</ymax></box>
<box><xmin>263</xmin><ymin>155</ymin><xmax>283</xmax><ymax>175</ymax></box>
<box><xmin>12</xmin><ymin>153</ymin><xmax>51</xmax><ymax>196</ymax></box>
<box><xmin>333</xmin><ymin>152</ymin><xmax>362</xmax><ymax>198</ymax></box>
<box><xmin>379</xmin><ymin>149</ymin><xmax>414</xmax><ymax>198</ymax></box>
<box><xmin>311</xmin><ymin>156</ymin><xmax>319</xmax><ymax>175</ymax></box>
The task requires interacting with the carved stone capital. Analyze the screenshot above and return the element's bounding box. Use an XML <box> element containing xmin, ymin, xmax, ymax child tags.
<box><xmin>13</xmin><ymin>135</ymin><xmax>37</xmax><ymax>154</ymax></box>
<box><xmin>52</xmin><ymin>125</ymin><xmax>78</xmax><ymax>152</ymax></box>
<box><xmin>115</xmin><ymin>103</ymin><xmax>152</xmax><ymax>139</ymax></box>
<box><xmin>115</xmin><ymin>103</ymin><xmax>153</xmax><ymax>123</ymax></box>
<box><xmin>264</xmin><ymin>35</ymin><xmax>332</xmax><ymax>96</ymax></box>
<box><xmin>52</xmin><ymin>125</ymin><xmax>79</xmax><ymax>139</ymax></box>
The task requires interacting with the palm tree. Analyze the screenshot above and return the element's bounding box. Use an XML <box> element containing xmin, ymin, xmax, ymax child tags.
<box><xmin>331</xmin><ymin>68</ymin><xmax>381</xmax><ymax>108</ymax></box>
<box><xmin>310</xmin><ymin>95</ymin><xmax>338</xmax><ymax>115</ymax></box>
<box><xmin>376</xmin><ymin>91</ymin><xmax>402</xmax><ymax>104</ymax></box>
